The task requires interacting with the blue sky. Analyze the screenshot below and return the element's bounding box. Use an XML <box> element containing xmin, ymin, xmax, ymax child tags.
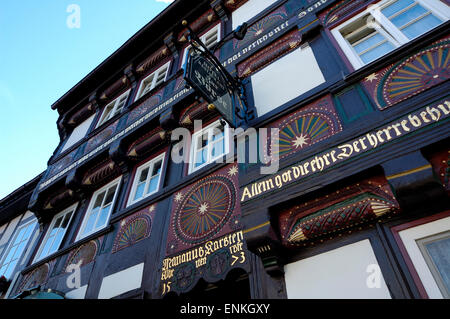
<box><xmin>0</xmin><ymin>0</ymin><xmax>173</xmax><ymax>200</ymax></box>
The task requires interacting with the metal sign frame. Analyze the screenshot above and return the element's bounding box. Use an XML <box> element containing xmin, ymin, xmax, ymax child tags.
<box><xmin>182</xmin><ymin>26</ymin><xmax>249</xmax><ymax>128</ymax></box>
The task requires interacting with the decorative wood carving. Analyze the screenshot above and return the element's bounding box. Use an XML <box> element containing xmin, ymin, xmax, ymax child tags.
<box><xmin>224</xmin><ymin>0</ymin><xmax>249</xmax><ymax>11</ymax></box>
<box><xmin>127</xmin><ymin>128</ymin><xmax>167</xmax><ymax>159</ymax></box>
<box><xmin>237</xmin><ymin>29</ymin><xmax>302</xmax><ymax>78</ymax></box>
<box><xmin>177</xmin><ymin>9</ymin><xmax>219</xmax><ymax>44</ymax></box>
<box><xmin>179</xmin><ymin>101</ymin><xmax>215</xmax><ymax>127</ymax></box>
<box><xmin>100</xmin><ymin>75</ymin><xmax>130</xmax><ymax>102</ymax></box>
<box><xmin>67</xmin><ymin>102</ymin><xmax>95</xmax><ymax>127</ymax></box>
<box><xmin>43</xmin><ymin>189</ymin><xmax>75</xmax><ymax>211</ymax></box>
<box><xmin>136</xmin><ymin>46</ymin><xmax>171</xmax><ymax>75</ymax></box>
<box><xmin>278</xmin><ymin>176</ymin><xmax>400</xmax><ymax>246</ymax></box>
<box><xmin>81</xmin><ymin>159</ymin><xmax>120</xmax><ymax>187</ymax></box>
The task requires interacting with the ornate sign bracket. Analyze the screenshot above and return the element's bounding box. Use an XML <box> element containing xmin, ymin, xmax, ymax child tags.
<box><xmin>182</xmin><ymin>20</ymin><xmax>250</xmax><ymax>128</ymax></box>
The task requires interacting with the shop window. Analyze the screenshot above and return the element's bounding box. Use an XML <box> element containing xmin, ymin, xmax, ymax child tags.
<box><xmin>135</xmin><ymin>62</ymin><xmax>171</xmax><ymax>101</ymax></box>
<box><xmin>76</xmin><ymin>177</ymin><xmax>121</xmax><ymax>240</ymax></box>
<box><xmin>61</xmin><ymin>114</ymin><xmax>95</xmax><ymax>153</ymax></box>
<box><xmin>96</xmin><ymin>91</ymin><xmax>130</xmax><ymax>128</ymax></box>
<box><xmin>127</xmin><ymin>153</ymin><xmax>165</xmax><ymax>206</ymax></box>
<box><xmin>33</xmin><ymin>204</ymin><xmax>77</xmax><ymax>262</ymax></box>
<box><xmin>189</xmin><ymin>120</ymin><xmax>230</xmax><ymax>174</ymax></box>
<box><xmin>0</xmin><ymin>220</ymin><xmax>37</xmax><ymax>279</ymax></box>
<box><xmin>181</xmin><ymin>24</ymin><xmax>221</xmax><ymax>69</ymax></box>
<box><xmin>331</xmin><ymin>0</ymin><xmax>449</xmax><ymax>69</ymax></box>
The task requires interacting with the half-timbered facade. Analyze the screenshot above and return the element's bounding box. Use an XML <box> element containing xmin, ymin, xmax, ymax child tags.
<box><xmin>1</xmin><ymin>0</ymin><xmax>449</xmax><ymax>299</ymax></box>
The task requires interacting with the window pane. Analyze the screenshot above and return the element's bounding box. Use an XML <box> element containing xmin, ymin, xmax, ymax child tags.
<box><xmin>134</xmin><ymin>182</ymin><xmax>146</xmax><ymax>201</ymax></box>
<box><xmin>104</xmin><ymin>186</ymin><xmax>117</xmax><ymax>206</ymax></box>
<box><xmin>101</xmin><ymin>105</ymin><xmax>114</xmax><ymax>123</ymax></box>
<box><xmin>353</xmin><ymin>33</ymin><xmax>387</xmax><ymax>54</ymax></box>
<box><xmin>195</xmin><ymin>148</ymin><xmax>208</xmax><ymax>167</ymax></box>
<box><xmin>147</xmin><ymin>176</ymin><xmax>159</xmax><ymax>194</ymax></box>
<box><xmin>0</xmin><ymin>264</ymin><xmax>7</xmax><ymax>277</ymax></box>
<box><xmin>401</xmin><ymin>14</ymin><xmax>442</xmax><ymax>39</ymax></box>
<box><xmin>97</xmin><ymin>204</ymin><xmax>111</xmax><ymax>229</ymax></box>
<box><xmin>139</xmin><ymin>167</ymin><xmax>149</xmax><ymax>183</ymax></box>
<box><xmin>3</xmin><ymin>247</ymin><xmax>17</xmax><ymax>267</ymax></box>
<box><xmin>151</xmin><ymin>160</ymin><xmax>162</xmax><ymax>177</ymax></box>
<box><xmin>93</xmin><ymin>191</ymin><xmax>105</xmax><ymax>210</ymax></box>
<box><xmin>83</xmin><ymin>208</ymin><xmax>99</xmax><ymax>236</ymax></box>
<box><xmin>141</xmin><ymin>76</ymin><xmax>154</xmax><ymax>96</ymax></box>
<box><xmin>360</xmin><ymin>41</ymin><xmax>395</xmax><ymax>64</ymax></box>
<box><xmin>48</xmin><ymin>230</ymin><xmax>64</xmax><ymax>255</ymax></box>
<box><xmin>212</xmin><ymin>140</ymin><xmax>225</xmax><ymax>158</ymax></box>
<box><xmin>2</xmin><ymin>264</ymin><xmax>14</xmax><ymax>280</ymax></box>
<box><xmin>390</xmin><ymin>4</ymin><xmax>427</xmax><ymax>28</ymax></box>
<box><xmin>381</xmin><ymin>0</ymin><xmax>415</xmax><ymax>18</ymax></box>
<box><xmin>211</xmin><ymin>127</ymin><xmax>224</xmax><ymax>141</ymax></box>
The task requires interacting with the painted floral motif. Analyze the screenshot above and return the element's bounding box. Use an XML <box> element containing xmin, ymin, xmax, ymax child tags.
<box><xmin>173</xmin><ymin>176</ymin><xmax>236</xmax><ymax>245</ymax></box>
<box><xmin>64</xmin><ymin>240</ymin><xmax>100</xmax><ymax>270</ymax></box>
<box><xmin>112</xmin><ymin>205</ymin><xmax>155</xmax><ymax>253</ymax></box>
<box><xmin>267</xmin><ymin>95</ymin><xmax>342</xmax><ymax>162</ymax></box>
<box><xmin>279</xmin><ymin>176</ymin><xmax>400</xmax><ymax>246</ymax></box>
<box><xmin>167</xmin><ymin>165</ymin><xmax>241</xmax><ymax>255</ymax></box>
<box><xmin>233</xmin><ymin>6</ymin><xmax>288</xmax><ymax>49</ymax></box>
<box><xmin>127</xmin><ymin>90</ymin><xmax>163</xmax><ymax>126</ymax></box>
<box><xmin>84</xmin><ymin>120</ymin><xmax>119</xmax><ymax>154</ymax></box>
<box><xmin>362</xmin><ymin>37</ymin><xmax>450</xmax><ymax>110</ymax></box>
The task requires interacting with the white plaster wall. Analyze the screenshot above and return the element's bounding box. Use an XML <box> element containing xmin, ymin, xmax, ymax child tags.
<box><xmin>66</xmin><ymin>285</ymin><xmax>88</xmax><ymax>299</ymax></box>
<box><xmin>398</xmin><ymin>216</ymin><xmax>450</xmax><ymax>299</ymax></box>
<box><xmin>251</xmin><ymin>45</ymin><xmax>325</xmax><ymax>117</ymax></box>
<box><xmin>61</xmin><ymin>114</ymin><xmax>95</xmax><ymax>153</ymax></box>
<box><xmin>284</xmin><ymin>239</ymin><xmax>391</xmax><ymax>299</ymax></box>
<box><xmin>98</xmin><ymin>263</ymin><xmax>144</xmax><ymax>299</ymax></box>
<box><xmin>232</xmin><ymin>0</ymin><xmax>278</xmax><ymax>30</ymax></box>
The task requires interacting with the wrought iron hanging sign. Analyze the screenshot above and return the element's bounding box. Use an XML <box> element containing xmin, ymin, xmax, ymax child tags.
<box><xmin>182</xmin><ymin>21</ymin><xmax>249</xmax><ymax>128</ymax></box>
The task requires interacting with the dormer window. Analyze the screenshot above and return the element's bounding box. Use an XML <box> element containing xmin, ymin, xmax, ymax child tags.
<box><xmin>96</xmin><ymin>90</ymin><xmax>130</xmax><ymax>128</ymax></box>
<box><xmin>135</xmin><ymin>62</ymin><xmax>171</xmax><ymax>101</ymax></box>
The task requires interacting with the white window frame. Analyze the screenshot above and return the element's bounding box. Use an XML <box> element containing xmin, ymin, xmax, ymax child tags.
<box><xmin>134</xmin><ymin>61</ymin><xmax>171</xmax><ymax>101</ymax></box>
<box><xmin>331</xmin><ymin>0</ymin><xmax>450</xmax><ymax>69</ymax></box>
<box><xmin>96</xmin><ymin>90</ymin><xmax>130</xmax><ymax>128</ymax></box>
<box><xmin>33</xmin><ymin>203</ymin><xmax>77</xmax><ymax>263</ymax></box>
<box><xmin>188</xmin><ymin>120</ymin><xmax>231</xmax><ymax>174</ymax></box>
<box><xmin>127</xmin><ymin>153</ymin><xmax>166</xmax><ymax>206</ymax></box>
<box><xmin>181</xmin><ymin>23</ymin><xmax>221</xmax><ymax>69</ymax></box>
<box><xmin>0</xmin><ymin>219</ymin><xmax>37</xmax><ymax>280</ymax></box>
<box><xmin>76</xmin><ymin>176</ymin><xmax>122</xmax><ymax>241</ymax></box>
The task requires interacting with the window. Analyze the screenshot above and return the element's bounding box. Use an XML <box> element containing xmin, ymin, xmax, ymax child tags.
<box><xmin>61</xmin><ymin>114</ymin><xmax>95</xmax><ymax>153</ymax></box>
<box><xmin>189</xmin><ymin>120</ymin><xmax>230</xmax><ymax>174</ymax></box>
<box><xmin>0</xmin><ymin>220</ymin><xmax>36</xmax><ymax>279</ymax></box>
<box><xmin>416</xmin><ymin>231</ymin><xmax>450</xmax><ymax>298</ymax></box>
<box><xmin>127</xmin><ymin>153</ymin><xmax>165</xmax><ymax>206</ymax></box>
<box><xmin>331</xmin><ymin>0</ymin><xmax>450</xmax><ymax>69</ymax></box>
<box><xmin>135</xmin><ymin>62</ymin><xmax>171</xmax><ymax>101</ymax></box>
<box><xmin>96</xmin><ymin>91</ymin><xmax>130</xmax><ymax>127</ymax></box>
<box><xmin>34</xmin><ymin>204</ymin><xmax>76</xmax><ymax>262</ymax></box>
<box><xmin>76</xmin><ymin>177</ymin><xmax>121</xmax><ymax>240</ymax></box>
<box><xmin>181</xmin><ymin>24</ymin><xmax>221</xmax><ymax>68</ymax></box>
